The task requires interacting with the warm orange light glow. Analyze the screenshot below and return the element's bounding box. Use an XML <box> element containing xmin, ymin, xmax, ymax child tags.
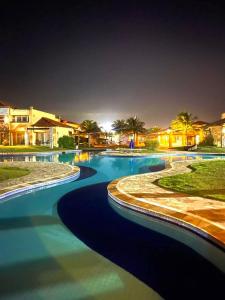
<box><xmin>74</xmin><ymin>152</ymin><xmax>90</xmax><ymax>162</ymax></box>
<box><xmin>4</xmin><ymin>115</ymin><xmax>10</xmax><ymax>124</ymax></box>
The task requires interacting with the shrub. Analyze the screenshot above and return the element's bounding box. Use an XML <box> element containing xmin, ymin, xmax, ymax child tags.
<box><xmin>2</xmin><ymin>139</ymin><xmax>9</xmax><ymax>146</ymax></box>
<box><xmin>199</xmin><ymin>134</ymin><xmax>214</xmax><ymax>146</ymax></box>
<box><xmin>145</xmin><ymin>139</ymin><xmax>159</xmax><ymax>150</ymax></box>
<box><xmin>58</xmin><ymin>136</ymin><xmax>75</xmax><ymax>148</ymax></box>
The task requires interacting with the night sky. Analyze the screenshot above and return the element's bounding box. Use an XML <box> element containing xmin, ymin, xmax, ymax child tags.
<box><xmin>1</xmin><ymin>0</ymin><xmax>225</xmax><ymax>127</ymax></box>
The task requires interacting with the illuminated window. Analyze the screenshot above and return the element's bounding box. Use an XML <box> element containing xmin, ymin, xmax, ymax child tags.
<box><xmin>174</xmin><ymin>136</ymin><xmax>181</xmax><ymax>142</ymax></box>
<box><xmin>12</xmin><ymin>116</ymin><xmax>29</xmax><ymax>123</ymax></box>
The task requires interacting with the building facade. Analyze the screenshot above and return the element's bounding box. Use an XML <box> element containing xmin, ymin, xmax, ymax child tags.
<box><xmin>148</xmin><ymin>121</ymin><xmax>207</xmax><ymax>148</ymax></box>
<box><xmin>206</xmin><ymin>113</ymin><xmax>225</xmax><ymax>147</ymax></box>
<box><xmin>118</xmin><ymin>132</ymin><xmax>146</xmax><ymax>147</ymax></box>
<box><xmin>0</xmin><ymin>101</ymin><xmax>74</xmax><ymax>148</ymax></box>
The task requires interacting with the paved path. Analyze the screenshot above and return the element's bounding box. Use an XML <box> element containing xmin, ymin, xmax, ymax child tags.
<box><xmin>0</xmin><ymin>161</ymin><xmax>80</xmax><ymax>200</ymax></box>
<box><xmin>99</xmin><ymin>150</ymin><xmax>159</xmax><ymax>157</ymax></box>
<box><xmin>108</xmin><ymin>160</ymin><xmax>225</xmax><ymax>249</ymax></box>
<box><xmin>0</xmin><ymin>149</ymin><xmax>81</xmax><ymax>155</ymax></box>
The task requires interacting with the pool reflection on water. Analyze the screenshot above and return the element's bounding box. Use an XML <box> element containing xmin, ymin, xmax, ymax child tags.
<box><xmin>0</xmin><ymin>151</ymin><xmax>224</xmax><ymax>300</ymax></box>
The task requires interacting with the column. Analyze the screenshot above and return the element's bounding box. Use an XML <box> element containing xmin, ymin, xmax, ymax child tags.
<box><xmin>24</xmin><ymin>132</ymin><xmax>29</xmax><ymax>145</ymax></box>
<box><xmin>49</xmin><ymin>128</ymin><xmax>54</xmax><ymax>149</ymax></box>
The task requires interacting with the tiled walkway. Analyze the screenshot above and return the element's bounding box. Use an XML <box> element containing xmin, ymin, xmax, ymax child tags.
<box><xmin>0</xmin><ymin>161</ymin><xmax>80</xmax><ymax>200</ymax></box>
<box><xmin>108</xmin><ymin>160</ymin><xmax>225</xmax><ymax>249</ymax></box>
<box><xmin>99</xmin><ymin>150</ymin><xmax>152</xmax><ymax>157</ymax></box>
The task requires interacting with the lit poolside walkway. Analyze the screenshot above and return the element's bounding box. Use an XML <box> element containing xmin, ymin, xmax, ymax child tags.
<box><xmin>108</xmin><ymin>160</ymin><xmax>225</xmax><ymax>252</ymax></box>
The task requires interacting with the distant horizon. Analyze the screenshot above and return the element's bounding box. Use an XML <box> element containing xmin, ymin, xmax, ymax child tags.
<box><xmin>1</xmin><ymin>96</ymin><xmax>224</xmax><ymax>129</ymax></box>
<box><xmin>1</xmin><ymin>98</ymin><xmax>223</xmax><ymax>130</ymax></box>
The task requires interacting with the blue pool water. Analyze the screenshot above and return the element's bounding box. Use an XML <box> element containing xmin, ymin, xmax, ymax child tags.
<box><xmin>0</xmin><ymin>152</ymin><xmax>225</xmax><ymax>300</ymax></box>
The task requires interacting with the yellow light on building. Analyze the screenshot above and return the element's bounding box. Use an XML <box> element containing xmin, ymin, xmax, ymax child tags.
<box><xmin>24</xmin><ymin>132</ymin><xmax>29</xmax><ymax>145</ymax></box>
<box><xmin>195</xmin><ymin>135</ymin><xmax>200</xmax><ymax>145</ymax></box>
<box><xmin>4</xmin><ymin>115</ymin><xmax>9</xmax><ymax>124</ymax></box>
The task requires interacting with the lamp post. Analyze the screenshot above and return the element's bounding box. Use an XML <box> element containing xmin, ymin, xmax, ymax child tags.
<box><xmin>74</xmin><ymin>129</ymin><xmax>80</xmax><ymax>149</ymax></box>
<box><xmin>167</xmin><ymin>128</ymin><xmax>172</xmax><ymax>148</ymax></box>
<box><xmin>49</xmin><ymin>127</ymin><xmax>54</xmax><ymax>149</ymax></box>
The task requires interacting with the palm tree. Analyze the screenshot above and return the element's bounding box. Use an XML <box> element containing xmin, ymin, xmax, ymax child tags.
<box><xmin>111</xmin><ymin>119</ymin><xmax>127</xmax><ymax>144</ymax></box>
<box><xmin>126</xmin><ymin>116</ymin><xmax>146</xmax><ymax>145</ymax></box>
<box><xmin>80</xmin><ymin>120</ymin><xmax>101</xmax><ymax>147</ymax></box>
<box><xmin>148</xmin><ymin>126</ymin><xmax>161</xmax><ymax>134</ymax></box>
<box><xmin>171</xmin><ymin>112</ymin><xmax>197</xmax><ymax>146</ymax></box>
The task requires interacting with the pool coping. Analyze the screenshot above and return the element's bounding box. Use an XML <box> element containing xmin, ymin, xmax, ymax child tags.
<box><xmin>0</xmin><ymin>149</ymin><xmax>82</xmax><ymax>156</ymax></box>
<box><xmin>99</xmin><ymin>150</ymin><xmax>225</xmax><ymax>157</ymax></box>
<box><xmin>108</xmin><ymin>159</ymin><xmax>225</xmax><ymax>250</ymax></box>
<box><xmin>0</xmin><ymin>162</ymin><xmax>80</xmax><ymax>202</ymax></box>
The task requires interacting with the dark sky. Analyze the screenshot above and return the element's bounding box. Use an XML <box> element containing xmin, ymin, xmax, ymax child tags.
<box><xmin>1</xmin><ymin>0</ymin><xmax>225</xmax><ymax>127</ymax></box>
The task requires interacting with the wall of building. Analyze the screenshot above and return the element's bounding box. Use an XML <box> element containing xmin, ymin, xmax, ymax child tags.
<box><xmin>54</xmin><ymin>127</ymin><xmax>73</xmax><ymax>147</ymax></box>
<box><xmin>210</xmin><ymin>126</ymin><xmax>223</xmax><ymax>147</ymax></box>
<box><xmin>0</xmin><ymin>105</ymin><xmax>75</xmax><ymax>146</ymax></box>
<box><xmin>206</xmin><ymin>114</ymin><xmax>225</xmax><ymax>147</ymax></box>
<box><xmin>8</xmin><ymin>107</ymin><xmax>59</xmax><ymax>146</ymax></box>
<box><xmin>30</xmin><ymin>108</ymin><xmax>58</xmax><ymax>124</ymax></box>
<box><xmin>9</xmin><ymin>107</ymin><xmax>58</xmax><ymax>125</ymax></box>
<box><xmin>152</xmin><ymin>131</ymin><xmax>199</xmax><ymax>148</ymax></box>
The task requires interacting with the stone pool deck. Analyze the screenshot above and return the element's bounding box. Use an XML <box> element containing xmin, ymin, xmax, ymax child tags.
<box><xmin>99</xmin><ymin>150</ymin><xmax>155</xmax><ymax>157</ymax></box>
<box><xmin>0</xmin><ymin>149</ymin><xmax>82</xmax><ymax>156</ymax></box>
<box><xmin>0</xmin><ymin>161</ymin><xmax>80</xmax><ymax>200</ymax></box>
<box><xmin>108</xmin><ymin>160</ymin><xmax>225</xmax><ymax>249</ymax></box>
<box><xmin>99</xmin><ymin>150</ymin><xmax>225</xmax><ymax>157</ymax></box>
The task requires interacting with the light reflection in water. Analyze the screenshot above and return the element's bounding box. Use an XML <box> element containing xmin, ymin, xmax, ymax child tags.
<box><xmin>74</xmin><ymin>152</ymin><xmax>91</xmax><ymax>163</ymax></box>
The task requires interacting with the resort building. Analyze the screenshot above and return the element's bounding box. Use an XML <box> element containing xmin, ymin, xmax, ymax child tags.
<box><xmin>1</xmin><ymin>99</ymin><xmax>224</xmax><ymax>149</ymax></box>
<box><xmin>149</xmin><ymin>121</ymin><xmax>207</xmax><ymax>148</ymax></box>
<box><xmin>206</xmin><ymin>113</ymin><xmax>225</xmax><ymax>147</ymax></box>
<box><xmin>118</xmin><ymin>132</ymin><xmax>146</xmax><ymax>147</ymax></box>
<box><xmin>0</xmin><ymin>101</ymin><xmax>74</xmax><ymax>147</ymax></box>
<box><xmin>62</xmin><ymin>119</ymin><xmax>107</xmax><ymax>147</ymax></box>
<box><xmin>30</xmin><ymin>117</ymin><xmax>74</xmax><ymax>148</ymax></box>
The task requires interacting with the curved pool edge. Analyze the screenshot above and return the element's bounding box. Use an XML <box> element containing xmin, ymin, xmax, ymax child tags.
<box><xmin>0</xmin><ymin>149</ymin><xmax>82</xmax><ymax>156</ymax></box>
<box><xmin>107</xmin><ymin>159</ymin><xmax>225</xmax><ymax>252</ymax></box>
<box><xmin>99</xmin><ymin>150</ymin><xmax>225</xmax><ymax>158</ymax></box>
<box><xmin>0</xmin><ymin>163</ymin><xmax>80</xmax><ymax>202</ymax></box>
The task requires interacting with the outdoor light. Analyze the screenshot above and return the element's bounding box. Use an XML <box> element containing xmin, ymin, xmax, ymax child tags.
<box><xmin>4</xmin><ymin>115</ymin><xmax>9</xmax><ymax>124</ymax></box>
<box><xmin>101</xmin><ymin>121</ymin><xmax>112</xmax><ymax>132</ymax></box>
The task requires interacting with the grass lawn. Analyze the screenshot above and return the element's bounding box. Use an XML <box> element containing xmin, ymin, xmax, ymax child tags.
<box><xmin>170</xmin><ymin>146</ymin><xmax>225</xmax><ymax>153</ymax></box>
<box><xmin>193</xmin><ymin>146</ymin><xmax>225</xmax><ymax>153</ymax></box>
<box><xmin>0</xmin><ymin>146</ymin><xmax>72</xmax><ymax>153</ymax></box>
<box><xmin>0</xmin><ymin>167</ymin><xmax>30</xmax><ymax>182</ymax></box>
<box><xmin>158</xmin><ymin>160</ymin><xmax>225</xmax><ymax>201</ymax></box>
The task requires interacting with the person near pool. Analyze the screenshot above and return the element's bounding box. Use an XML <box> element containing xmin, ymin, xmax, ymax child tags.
<box><xmin>129</xmin><ymin>139</ymin><xmax>135</xmax><ymax>149</ymax></box>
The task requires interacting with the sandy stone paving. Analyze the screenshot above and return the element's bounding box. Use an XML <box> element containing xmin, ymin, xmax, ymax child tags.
<box><xmin>99</xmin><ymin>150</ymin><xmax>155</xmax><ymax>157</ymax></box>
<box><xmin>0</xmin><ymin>161</ymin><xmax>79</xmax><ymax>195</ymax></box>
<box><xmin>108</xmin><ymin>159</ymin><xmax>225</xmax><ymax>248</ymax></box>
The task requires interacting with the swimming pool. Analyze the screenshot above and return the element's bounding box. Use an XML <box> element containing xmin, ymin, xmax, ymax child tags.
<box><xmin>0</xmin><ymin>152</ymin><xmax>224</xmax><ymax>300</ymax></box>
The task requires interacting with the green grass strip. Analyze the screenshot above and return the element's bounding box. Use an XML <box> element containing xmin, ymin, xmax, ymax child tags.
<box><xmin>0</xmin><ymin>167</ymin><xmax>30</xmax><ymax>182</ymax></box>
<box><xmin>158</xmin><ymin>160</ymin><xmax>225</xmax><ymax>201</ymax></box>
